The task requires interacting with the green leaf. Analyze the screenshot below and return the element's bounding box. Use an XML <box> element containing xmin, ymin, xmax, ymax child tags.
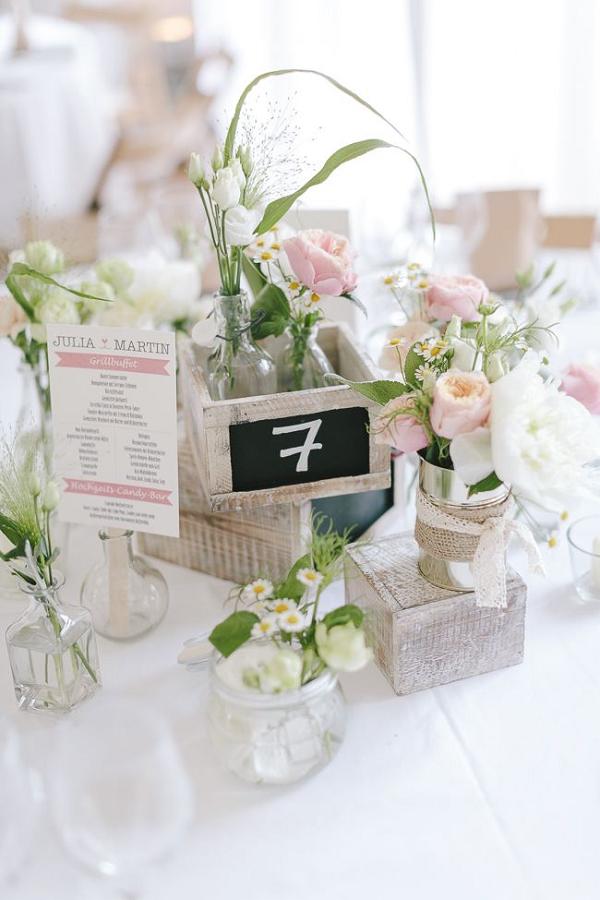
<box><xmin>549</xmin><ymin>279</ymin><xmax>566</xmax><ymax>297</ymax></box>
<box><xmin>7</xmin><ymin>263</ymin><xmax>114</xmax><ymax>306</ymax></box>
<box><xmin>209</xmin><ymin>610</ymin><xmax>260</xmax><ymax>657</ymax></box>
<box><xmin>222</xmin><ymin>68</ymin><xmax>434</xmax><ymax>240</ymax></box>
<box><xmin>322</xmin><ymin>604</ymin><xmax>364</xmax><ymax>630</ymax></box>
<box><xmin>250</xmin><ymin>282</ymin><xmax>291</xmax><ymax>340</ymax></box>
<box><xmin>467</xmin><ymin>471</ymin><xmax>503</xmax><ymax>497</ymax></box>
<box><xmin>542</xmin><ymin>260</ymin><xmax>556</xmax><ymax>279</ymax></box>
<box><xmin>275</xmin><ymin>553</ymin><xmax>312</xmax><ymax>602</ymax></box>
<box><xmin>403</xmin><ymin>345</ymin><xmax>423</xmax><ymax>388</ymax></box>
<box><xmin>0</xmin><ymin>513</ymin><xmax>24</xmax><ymax>548</ymax></box>
<box><xmin>329</xmin><ymin>376</ymin><xmax>410</xmax><ymax>406</ymax></box>
<box><xmin>241</xmin><ymin>255</ymin><xmax>268</xmax><ymax>299</ymax></box>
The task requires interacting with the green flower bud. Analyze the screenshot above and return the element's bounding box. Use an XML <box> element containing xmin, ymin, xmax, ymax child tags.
<box><xmin>187</xmin><ymin>152</ymin><xmax>205</xmax><ymax>187</ymax></box>
<box><xmin>29</xmin><ymin>473</ymin><xmax>41</xmax><ymax>498</ymax></box>
<box><xmin>236</xmin><ymin>144</ymin><xmax>253</xmax><ymax>177</ymax></box>
<box><xmin>41</xmin><ymin>481</ymin><xmax>60</xmax><ymax>512</ymax></box>
<box><xmin>211</xmin><ymin>145</ymin><xmax>224</xmax><ymax>172</ymax></box>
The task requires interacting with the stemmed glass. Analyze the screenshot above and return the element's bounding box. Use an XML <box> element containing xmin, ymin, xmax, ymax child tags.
<box><xmin>47</xmin><ymin>700</ymin><xmax>194</xmax><ymax>898</ymax></box>
<box><xmin>0</xmin><ymin>718</ymin><xmax>41</xmax><ymax>890</ymax></box>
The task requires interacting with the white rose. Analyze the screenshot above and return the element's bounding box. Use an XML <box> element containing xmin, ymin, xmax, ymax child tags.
<box><xmin>211</xmin><ymin>166</ymin><xmax>241</xmax><ymax>210</ymax></box>
<box><xmin>224</xmin><ymin>205</ymin><xmax>261</xmax><ymax>247</ymax></box>
<box><xmin>0</xmin><ymin>294</ymin><xmax>27</xmax><ymax>338</ymax></box>
<box><xmin>315</xmin><ymin>621</ymin><xmax>372</xmax><ymax>673</ymax></box>
<box><xmin>24</xmin><ymin>240</ymin><xmax>64</xmax><ymax>275</ymax></box>
<box><xmin>257</xmin><ymin>649</ymin><xmax>302</xmax><ymax>693</ymax></box>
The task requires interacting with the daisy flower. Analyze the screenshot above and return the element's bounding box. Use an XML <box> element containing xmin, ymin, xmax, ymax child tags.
<box><xmin>251</xmin><ymin>615</ymin><xmax>278</xmax><ymax>638</ymax></box>
<box><xmin>415</xmin><ymin>363</ymin><xmax>435</xmax><ymax>381</ymax></box>
<box><xmin>297</xmin><ymin>568</ymin><xmax>324</xmax><ymax>589</ymax></box>
<box><xmin>241</xmin><ymin>578</ymin><xmax>274</xmax><ymax>605</ymax></box>
<box><xmin>278</xmin><ymin>609</ymin><xmax>307</xmax><ymax>633</ymax></box>
<box><xmin>268</xmin><ymin>597</ymin><xmax>298</xmax><ymax>615</ymax></box>
<box><xmin>414</xmin><ymin>338</ymin><xmax>449</xmax><ymax>361</ymax></box>
<box><xmin>382</xmin><ymin>272</ymin><xmax>401</xmax><ymax>288</ymax></box>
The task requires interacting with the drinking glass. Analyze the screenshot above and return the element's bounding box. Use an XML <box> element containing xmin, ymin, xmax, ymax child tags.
<box><xmin>48</xmin><ymin>700</ymin><xmax>194</xmax><ymax>897</ymax></box>
<box><xmin>568</xmin><ymin>515</ymin><xmax>600</xmax><ymax>603</ymax></box>
<box><xmin>0</xmin><ymin>718</ymin><xmax>41</xmax><ymax>888</ymax></box>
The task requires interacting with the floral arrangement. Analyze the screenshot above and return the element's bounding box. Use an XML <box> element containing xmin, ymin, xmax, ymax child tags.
<box><xmin>344</xmin><ymin>262</ymin><xmax>600</xmax><ymax>512</ymax></box>
<box><xmin>208</xmin><ymin>516</ymin><xmax>371</xmax><ymax>693</ymax></box>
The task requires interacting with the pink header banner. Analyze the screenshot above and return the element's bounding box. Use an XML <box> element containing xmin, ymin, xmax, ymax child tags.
<box><xmin>56</xmin><ymin>351</ymin><xmax>169</xmax><ymax>375</ymax></box>
<box><xmin>64</xmin><ymin>478</ymin><xmax>172</xmax><ymax>505</ymax></box>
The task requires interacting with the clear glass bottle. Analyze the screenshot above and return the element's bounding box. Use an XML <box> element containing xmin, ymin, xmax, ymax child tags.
<box><xmin>6</xmin><ymin>576</ymin><xmax>101</xmax><ymax>713</ymax></box>
<box><xmin>81</xmin><ymin>530</ymin><xmax>169</xmax><ymax>640</ymax></box>
<box><xmin>206</xmin><ymin>291</ymin><xmax>277</xmax><ymax>400</ymax></box>
<box><xmin>277</xmin><ymin>321</ymin><xmax>334</xmax><ymax>392</ymax></box>
<box><xmin>207</xmin><ymin>649</ymin><xmax>346</xmax><ymax>785</ymax></box>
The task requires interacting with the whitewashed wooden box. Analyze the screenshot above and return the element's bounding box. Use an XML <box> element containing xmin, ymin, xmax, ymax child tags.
<box><xmin>179</xmin><ymin>323</ymin><xmax>390</xmax><ymax>513</ymax></box>
<box><xmin>345</xmin><ymin>533</ymin><xmax>526</xmax><ymax>695</ymax></box>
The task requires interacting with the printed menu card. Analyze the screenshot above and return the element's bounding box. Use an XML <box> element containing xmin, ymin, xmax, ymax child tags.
<box><xmin>46</xmin><ymin>324</ymin><xmax>179</xmax><ymax>537</ymax></box>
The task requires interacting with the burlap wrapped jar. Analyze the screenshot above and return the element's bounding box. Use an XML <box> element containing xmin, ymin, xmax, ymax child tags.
<box><xmin>415</xmin><ymin>457</ymin><xmax>512</xmax><ymax>594</ymax></box>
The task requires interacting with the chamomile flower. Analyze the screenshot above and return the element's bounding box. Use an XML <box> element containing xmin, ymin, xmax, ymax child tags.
<box><xmin>246</xmin><ymin>227</ymin><xmax>284</xmax><ymax>263</ymax></box>
<box><xmin>268</xmin><ymin>597</ymin><xmax>298</xmax><ymax>615</ymax></box>
<box><xmin>547</xmin><ymin>531</ymin><xmax>559</xmax><ymax>549</ymax></box>
<box><xmin>415</xmin><ymin>338</ymin><xmax>449</xmax><ymax>361</ymax></box>
<box><xmin>251</xmin><ymin>615</ymin><xmax>278</xmax><ymax>638</ymax></box>
<box><xmin>278</xmin><ymin>609</ymin><xmax>307</xmax><ymax>633</ymax></box>
<box><xmin>297</xmin><ymin>568</ymin><xmax>324</xmax><ymax>589</ymax></box>
<box><xmin>415</xmin><ymin>363</ymin><xmax>435</xmax><ymax>382</ymax></box>
<box><xmin>241</xmin><ymin>578</ymin><xmax>274</xmax><ymax>605</ymax></box>
<box><xmin>382</xmin><ymin>272</ymin><xmax>401</xmax><ymax>288</ymax></box>
<box><xmin>304</xmin><ymin>291</ymin><xmax>321</xmax><ymax>308</ymax></box>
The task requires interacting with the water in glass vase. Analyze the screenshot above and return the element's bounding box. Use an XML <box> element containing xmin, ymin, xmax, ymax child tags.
<box><xmin>278</xmin><ymin>321</ymin><xmax>334</xmax><ymax>392</ymax></box>
<box><xmin>6</xmin><ymin>578</ymin><xmax>101</xmax><ymax>713</ymax></box>
<box><xmin>206</xmin><ymin>291</ymin><xmax>276</xmax><ymax>400</ymax></box>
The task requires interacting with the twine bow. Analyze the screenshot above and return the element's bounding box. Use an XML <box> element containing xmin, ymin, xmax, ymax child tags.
<box><xmin>416</xmin><ymin>490</ymin><xmax>545</xmax><ymax>608</ymax></box>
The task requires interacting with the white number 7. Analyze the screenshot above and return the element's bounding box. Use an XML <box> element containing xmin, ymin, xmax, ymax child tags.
<box><xmin>272</xmin><ymin>418</ymin><xmax>323</xmax><ymax>473</ymax></box>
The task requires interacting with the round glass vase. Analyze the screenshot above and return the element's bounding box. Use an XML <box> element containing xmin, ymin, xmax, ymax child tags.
<box><xmin>417</xmin><ymin>457</ymin><xmax>510</xmax><ymax>592</ymax></box>
<box><xmin>277</xmin><ymin>321</ymin><xmax>334</xmax><ymax>392</ymax></box>
<box><xmin>81</xmin><ymin>530</ymin><xmax>169</xmax><ymax>640</ymax></box>
<box><xmin>206</xmin><ymin>290</ymin><xmax>277</xmax><ymax>400</ymax></box>
<box><xmin>6</xmin><ymin>576</ymin><xmax>101</xmax><ymax>713</ymax></box>
<box><xmin>207</xmin><ymin>650</ymin><xmax>346</xmax><ymax>785</ymax></box>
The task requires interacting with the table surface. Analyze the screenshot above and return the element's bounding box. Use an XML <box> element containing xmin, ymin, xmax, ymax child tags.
<box><xmin>1</xmin><ymin>300</ymin><xmax>600</xmax><ymax>900</ymax></box>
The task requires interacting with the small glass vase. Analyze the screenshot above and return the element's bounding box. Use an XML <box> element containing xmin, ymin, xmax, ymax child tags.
<box><xmin>207</xmin><ymin>649</ymin><xmax>346</xmax><ymax>785</ymax></box>
<box><xmin>207</xmin><ymin>291</ymin><xmax>277</xmax><ymax>400</ymax></box>
<box><xmin>6</xmin><ymin>576</ymin><xmax>101</xmax><ymax>713</ymax></box>
<box><xmin>81</xmin><ymin>530</ymin><xmax>169</xmax><ymax>640</ymax></box>
<box><xmin>277</xmin><ymin>322</ymin><xmax>334</xmax><ymax>392</ymax></box>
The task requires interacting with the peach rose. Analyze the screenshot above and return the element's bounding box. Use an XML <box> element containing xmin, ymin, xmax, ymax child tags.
<box><xmin>0</xmin><ymin>294</ymin><xmax>27</xmax><ymax>339</ymax></box>
<box><xmin>378</xmin><ymin>321</ymin><xmax>437</xmax><ymax>372</ymax></box>
<box><xmin>425</xmin><ymin>274</ymin><xmax>488</xmax><ymax>323</ymax></box>
<box><xmin>373</xmin><ymin>395</ymin><xmax>429</xmax><ymax>453</ymax></box>
<box><xmin>430</xmin><ymin>370</ymin><xmax>491</xmax><ymax>438</ymax></box>
<box><xmin>562</xmin><ymin>363</ymin><xmax>600</xmax><ymax>415</ymax></box>
<box><xmin>282</xmin><ymin>229</ymin><xmax>357</xmax><ymax>297</ymax></box>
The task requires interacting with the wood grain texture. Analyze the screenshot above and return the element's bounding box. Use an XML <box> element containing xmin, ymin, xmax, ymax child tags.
<box><xmin>345</xmin><ymin>532</ymin><xmax>526</xmax><ymax>695</ymax></box>
<box><xmin>179</xmin><ymin>322</ymin><xmax>391</xmax><ymax>512</ymax></box>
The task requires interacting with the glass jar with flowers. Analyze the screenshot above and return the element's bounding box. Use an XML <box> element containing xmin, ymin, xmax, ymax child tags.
<box><xmin>205</xmin><ymin>516</ymin><xmax>371</xmax><ymax>784</ymax></box>
<box><xmin>340</xmin><ymin>267</ymin><xmax>600</xmax><ymax>607</ymax></box>
<box><xmin>0</xmin><ymin>438</ymin><xmax>101</xmax><ymax>713</ymax></box>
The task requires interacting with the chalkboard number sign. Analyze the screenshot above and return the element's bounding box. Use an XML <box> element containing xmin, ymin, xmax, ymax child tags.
<box><xmin>229</xmin><ymin>407</ymin><xmax>370</xmax><ymax>493</ymax></box>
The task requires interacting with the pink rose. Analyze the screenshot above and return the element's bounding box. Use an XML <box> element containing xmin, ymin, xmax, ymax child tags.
<box><xmin>425</xmin><ymin>274</ymin><xmax>488</xmax><ymax>323</ymax></box>
<box><xmin>562</xmin><ymin>363</ymin><xmax>600</xmax><ymax>414</ymax></box>
<box><xmin>0</xmin><ymin>294</ymin><xmax>27</xmax><ymax>339</ymax></box>
<box><xmin>430</xmin><ymin>370</ymin><xmax>491</xmax><ymax>438</ymax></box>
<box><xmin>373</xmin><ymin>395</ymin><xmax>429</xmax><ymax>453</ymax></box>
<box><xmin>282</xmin><ymin>229</ymin><xmax>357</xmax><ymax>297</ymax></box>
<box><xmin>378</xmin><ymin>321</ymin><xmax>437</xmax><ymax>372</ymax></box>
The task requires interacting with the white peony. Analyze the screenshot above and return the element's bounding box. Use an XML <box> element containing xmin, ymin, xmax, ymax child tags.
<box><xmin>451</xmin><ymin>351</ymin><xmax>600</xmax><ymax>508</ymax></box>
<box><xmin>224</xmin><ymin>205</ymin><xmax>261</xmax><ymax>247</ymax></box>
<box><xmin>211</xmin><ymin>166</ymin><xmax>241</xmax><ymax>210</ymax></box>
<box><xmin>315</xmin><ymin>621</ymin><xmax>372</xmax><ymax>673</ymax></box>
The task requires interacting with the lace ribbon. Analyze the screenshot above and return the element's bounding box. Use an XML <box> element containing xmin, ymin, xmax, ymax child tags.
<box><xmin>415</xmin><ymin>489</ymin><xmax>545</xmax><ymax>608</ymax></box>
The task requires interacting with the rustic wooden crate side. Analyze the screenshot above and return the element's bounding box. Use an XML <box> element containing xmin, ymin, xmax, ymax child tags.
<box><xmin>345</xmin><ymin>532</ymin><xmax>526</xmax><ymax>695</ymax></box>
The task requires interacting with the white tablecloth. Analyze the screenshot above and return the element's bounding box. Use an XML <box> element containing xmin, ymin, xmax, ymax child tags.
<box><xmin>1</xmin><ymin>306</ymin><xmax>600</xmax><ymax>900</ymax></box>
<box><xmin>0</xmin><ymin>15</ymin><xmax>117</xmax><ymax>246</ymax></box>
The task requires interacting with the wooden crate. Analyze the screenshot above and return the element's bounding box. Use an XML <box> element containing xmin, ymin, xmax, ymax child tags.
<box><xmin>345</xmin><ymin>532</ymin><xmax>526</xmax><ymax>695</ymax></box>
<box><xmin>179</xmin><ymin>323</ymin><xmax>390</xmax><ymax>513</ymax></box>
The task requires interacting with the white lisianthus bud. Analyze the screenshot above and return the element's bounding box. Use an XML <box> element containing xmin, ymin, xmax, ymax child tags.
<box><xmin>230</xmin><ymin>157</ymin><xmax>246</xmax><ymax>190</ymax></box>
<box><xmin>486</xmin><ymin>351</ymin><xmax>506</xmax><ymax>383</ymax></box>
<box><xmin>211</xmin><ymin>166</ymin><xmax>242</xmax><ymax>210</ymax></box>
<box><xmin>41</xmin><ymin>481</ymin><xmax>60</xmax><ymax>512</ymax></box>
<box><xmin>187</xmin><ymin>152</ymin><xmax>205</xmax><ymax>187</ymax></box>
<box><xmin>29</xmin><ymin>473</ymin><xmax>41</xmax><ymax>498</ymax></box>
<box><xmin>445</xmin><ymin>314</ymin><xmax>462</xmax><ymax>341</ymax></box>
<box><xmin>223</xmin><ymin>204</ymin><xmax>261</xmax><ymax>247</ymax></box>
<box><xmin>211</xmin><ymin>145</ymin><xmax>224</xmax><ymax>172</ymax></box>
<box><xmin>315</xmin><ymin>621</ymin><xmax>372</xmax><ymax>673</ymax></box>
<box><xmin>95</xmin><ymin>258</ymin><xmax>134</xmax><ymax>294</ymax></box>
<box><xmin>450</xmin><ymin>337</ymin><xmax>478</xmax><ymax>371</ymax></box>
<box><xmin>24</xmin><ymin>241</ymin><xmax>64</xmax><ymax>276</ymax></box>
<box><xmin>236</xmin><ymin>145</ymin><xmax>253</xmax><ymax>177</ymax></box>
